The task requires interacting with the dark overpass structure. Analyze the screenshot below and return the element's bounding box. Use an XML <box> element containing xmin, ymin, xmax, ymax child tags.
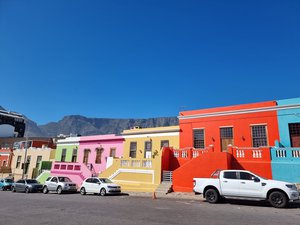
<box><xmin>0</xmin><ymin>110</ymin><xmax>25</xmax><ymax>137</ymax></box>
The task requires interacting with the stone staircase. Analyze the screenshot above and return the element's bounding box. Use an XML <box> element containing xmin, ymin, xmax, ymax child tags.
<box><xmin>155</xmin><ymin>181</ymin><xmax>173</xmax><ymax>195</ymax></box>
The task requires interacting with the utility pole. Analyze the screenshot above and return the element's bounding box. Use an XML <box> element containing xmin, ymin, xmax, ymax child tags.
<box><xmin>21</xmin><ymin>124</ymin><xmax>28</xmax><ymax>179</ymax></box>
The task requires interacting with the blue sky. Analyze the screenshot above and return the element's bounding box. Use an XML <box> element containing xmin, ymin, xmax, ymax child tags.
<box><xmin>1</xmin><ymin>0</ymin><xmax>299</xmax><ymax>125</ymax></box>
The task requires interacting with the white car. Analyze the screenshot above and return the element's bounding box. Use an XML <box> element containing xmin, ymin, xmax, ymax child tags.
<box><xmin>80</xmin><ymin>177</ymin><xmax>121</xmax><ymax>196</ymax></box>
<box><xmin>193</xmin><ymin>170</ymin><xmax>299</xmax><ymax>208</ymax></box>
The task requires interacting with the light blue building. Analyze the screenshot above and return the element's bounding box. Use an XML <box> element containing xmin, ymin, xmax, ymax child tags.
<box><xmin>271</xmin><ymin>98</ymin><xmax>300</xmax><ymax>183</ymax></box>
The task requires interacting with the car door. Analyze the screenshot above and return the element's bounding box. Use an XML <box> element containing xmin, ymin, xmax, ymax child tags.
<box><xmin>16</xmin><ymin>180</ymin><xmax>25</xmax><ymax>192</ymax></box>
<box><xmin>48</xmin><ymin>177</ymin><xmax>58</xmax><ymax>191</ymax></box>
<box><xmin>238</xmin><ymin>172</ymin><xmax>263</xmax><ymax>198</ymax></box>
<box><xmin>91</xmin><ymin>178</ymin><xmax>100</xmax><ymax>193</ymax></box>
<box><xmin>84</xmin><ymin>178</ymin><xmax>93</xmax><ymax>193</ymax></box>
<box><xmin>220</xmin><ymin>171</ymin><xmax>241</xmax><ymax>196</ymax></box>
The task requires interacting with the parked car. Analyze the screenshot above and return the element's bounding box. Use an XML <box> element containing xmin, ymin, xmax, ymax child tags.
<box><xmin>193</xmin><ymin>169</ymin><xmax>300</xmax><ymax>208</ymax></box>
<box><xmin>0</xmin><ymin>178</ymin><xmax>14</xmax><ymax>191</ymax></box>
<box><xmin>11</xmin><ymin>179</ymin><xmax>43</xmax><ymax>193</ymax></box>
<box><xmin>80</xmin><ymin>177</ymin><xmax>121</xmax><ymax>196</ymax></box>
<box><xmin>43</xmin><ymin>176</ymin><xmax>77</xmax><ymax>194</ymax></box>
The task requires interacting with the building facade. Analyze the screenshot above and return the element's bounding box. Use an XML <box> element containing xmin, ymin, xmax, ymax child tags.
<box><xmin>101</xmin><ymin>126</ymin><xmax>180</xmax><ymax>192</ymax></box>
<box><xmin>51</xmin><ymin>135</ymin><xmax>124</xmax><ymax>187</ymax></box>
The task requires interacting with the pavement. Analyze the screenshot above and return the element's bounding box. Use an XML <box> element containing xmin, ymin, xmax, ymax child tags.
<box><xmin>126</xmin><ymin>191</ymin><xmax>204</xmax><ymax>200</ymax></box>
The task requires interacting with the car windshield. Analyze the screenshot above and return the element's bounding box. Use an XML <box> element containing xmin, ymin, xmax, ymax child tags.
<box><xmin>5</xmin><ymin>179</ymin><xmax>13</xmax><ymax>183</ymax></box>
<box><xmin>58</xmin><ymin>177</ymin><xmax>72</xmax><ymax>182</ymax></box>
<box><xmin>26</xmin><ymin>180</ymin><xmax>38</xmax><ymax>184</ymax></box>
<box><xmin>99</xmin><ymin>178</ymin><xmax>113</xmax><ymax>183</ymax></box>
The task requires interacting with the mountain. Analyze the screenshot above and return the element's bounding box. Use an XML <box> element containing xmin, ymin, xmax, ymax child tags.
<box><xmin>25</xmin><ymin>115</ymin><xmax>179</xmax><ymax>137</ymax></box>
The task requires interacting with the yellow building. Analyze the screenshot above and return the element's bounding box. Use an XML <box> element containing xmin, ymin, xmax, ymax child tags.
<box><xmin>100</xmin><ymin>126</ymin><xmax>180</xmax><ymax>192</ymax></box>
<box><xmin>11</xmin><ymin>147</ymin><xmax>55</xmax><ymax>180</ymax></box>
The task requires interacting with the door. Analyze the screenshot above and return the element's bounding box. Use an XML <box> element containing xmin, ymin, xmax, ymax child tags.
<box><xmin>144</xmin><ymin>141</ymin><xmax>152</xmax><ymax>159</ymax></box>
<box><xmin>48</xmin><ymin>177</ymin><xmax>58</xmax><ymax>191</ymax></box>
<box><xmin>238</xmin><ymin>172</ymin><xmax>263</xmax><ymax>198</ymax></box>
<box><xmin>91</xmin><ymin>178</ymin><xmax>100</xmax><ymax>193</ymax></box>
<box><xmin>220</xmin><ymin>171</ymin><xmax>240</xmax><ymax>196</ymax></box>
<box><xmin>220</xmin><ymin>127</ymin><xmax>233</xmax><ymax>152</ymax></box>
<box><xmin>83</xmin><ymin>149</ymin><xmax>90</xmax><ymax>164</ymax></box>
<box><xmin>84</xmin><ymin>178</ymin><xmax>93</xmax><ymax>193</ymax></box>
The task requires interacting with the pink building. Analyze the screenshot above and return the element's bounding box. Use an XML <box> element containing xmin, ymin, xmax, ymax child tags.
<box><xmin>50</xmin><ymin>134</ymin><xmax>124</xmax><ymax>187</ymax></box>
<box><xmin>78</xmin><ymin>134</ymin><xmax>124</xmax><ymax>175</ymax></box>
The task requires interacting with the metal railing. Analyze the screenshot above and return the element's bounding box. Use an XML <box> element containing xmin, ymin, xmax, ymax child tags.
<box><xmin>162</xmin><ymin>170</ymin><xmax>173</xmax><ymax>182</ymax></box>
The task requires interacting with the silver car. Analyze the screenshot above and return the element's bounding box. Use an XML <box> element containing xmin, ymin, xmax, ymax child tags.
<box><xmin>43</xmin><ymin>176</ymin><xmax>77</xmax><ymax>194</ymax></box>
<box><xmin>12</xmin><ymin>179</ymin><xmax>43</xmax><ymax>193</ymax></box>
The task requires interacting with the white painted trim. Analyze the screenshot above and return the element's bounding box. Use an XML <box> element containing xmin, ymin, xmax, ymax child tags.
<box><xmin>108</xmin><ymin>169</ymin><xmax>155</xmax><ymax>184</ymax></box>
<box><xmin>123</xmin><ymin>132</ymin><xmax>179</xmax><ymax>139</ymax></box>
<box><xmin>178</xmin><ymin>104</ymin><xmax>300</xmax><ymax>120</ymax></box>
<box><xmin>57</xmin><ymin>143</ymin><xmax>80</xmax><ymax>147</ymax></box>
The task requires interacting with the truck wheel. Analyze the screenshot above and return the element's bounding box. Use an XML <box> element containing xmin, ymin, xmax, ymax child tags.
<box><xmin>57</xmin><ymin>186</ymin><xmax>63</xmax><ymax>195</ymax></box>
<box><xmin>269</xmin><ymin>191</ymin><xmax>287</xmax><ymax>208</ymax></box>
<box><xmin>205</xmin><ymin>189</ymin><xmax>219</xmax><ymax>203</ymax></box>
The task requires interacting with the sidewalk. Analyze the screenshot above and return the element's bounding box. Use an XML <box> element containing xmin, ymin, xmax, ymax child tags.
<box><xmin>125</xmin><ymin>191</ymin><xmax>204</xmax><ymax>201</ymax></box>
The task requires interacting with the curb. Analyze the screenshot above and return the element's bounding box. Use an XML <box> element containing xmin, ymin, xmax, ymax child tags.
<box><xmin>126</xmin><ymin>192</ymin><xmax>204</xmax><ymax>201</ymax></box>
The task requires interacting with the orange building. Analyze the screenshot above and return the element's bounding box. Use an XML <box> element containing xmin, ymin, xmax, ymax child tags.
<box><xmin>166</xmin><ymin>101</ymin><xmax>281</xmax><ymax>192</ymax></box>
<box><xmin>178</xmin><ymin>101</ymin><xmax>280</xmax><ymax>152</ymax></box>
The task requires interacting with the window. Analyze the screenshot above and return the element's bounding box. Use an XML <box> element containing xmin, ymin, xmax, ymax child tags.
<box><xmin>61</xmin><ymin>148</ymin><xmax>67</xmax><ymax>162</ymax></box>
<box><xmin>220</xmin><ymin>127</ymin><xmax>233</xmax><ymax>152</ymax></box>
<box><xmin>83</xmin><ymin>149</ymin><xmax>90</xmax><ymax>164</ymax></box>
<box><xmin>109</xmin><ymin>148</ymin><xmax>116</xmax><ymax>157</ymax></box>
<box><xmin>17</xmin><ymin>180</ymin><xmax>25</xmax><ymax>184</ymax></box>
<box><xmin>129</xmin><ymin>142</ymin><xmax>137</xmax><ymax>158</ymax></box>
<box><xmin>92</xmin><ymin>178</ymin><xmax>99</xmax><ymax>183</ymax></box>
<box><xmin>193</xmin><ymin>129</ymin><xmax>205</xmax><ymax>149</ymax></box>
<box><xmin>51</xmin><ymin>177</ymin><xmax>58</xmax><ymax>182</ymax></box>
<box><xmin>95</xmin><ymin>148</ymin><xmax>104</xmax><ymax>164</ymax></box>
<box><xmin>223</xmin><ymin>171</ymin><xmax>237</xmax><ymax>179</ymax></box>
<box><xmin>144</xmin><ymin>141</ymin><xmax>152</xmax><ymax>158</ymax></box>
<box><xmin>251</xmin><ymin>125</ymin><xmax>268</xmax><ymax>147</ymax></box>
<box><xmin>35</xmin><ymin>156</ymin><xmax>42</xmax><ymax>168</ymax></box>
<box><xmin>85</xmin><ymin>178</ymin><xmax>93</xmax><ymax>183</ymax></box>
<box><xmin>289</xmin><ymin>123</ymin><xmax>300</xmax><ymax>147</ymax></box>
<box><xmin>46</xmin><ymin>177</ymin><xmax>51</xmax><ymax>181</ymax></box>
<box><xmin>160</xmin><ymin>140</ymin><xmax>169</xmax><ymax>149</ymax></box>
<box><xmin>239</xmin><ymin>172</ymin><xmax>255</xmax><ymax>180</ymax></box>
<box><xmin>16</xmin><ymin>156</ymin><xmax>22</xmax><ymax>168</ymax></box>
<box><xmin>72</xmin><ymin>148</ymin><xmax>77</xmax><ymax>162</ymax></box>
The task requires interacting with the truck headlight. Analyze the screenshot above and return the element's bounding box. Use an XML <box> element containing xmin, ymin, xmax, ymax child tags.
<box><xmin>286</xmin><ymin>184</ymin><xmax>297</xmax><ymax>190</ymax></box>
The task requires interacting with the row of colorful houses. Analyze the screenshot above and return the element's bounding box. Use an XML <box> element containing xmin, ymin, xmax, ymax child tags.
<box><xmin>1</xmin><ymin>97</ymin><xmax>300</xmax><ymax>193</ymax></box>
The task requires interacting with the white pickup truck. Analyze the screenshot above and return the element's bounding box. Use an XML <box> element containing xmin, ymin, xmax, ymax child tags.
<box><xmin>193</xmin><ymin>170</ymin><xmax>299</xmax><ymax>208</ymax></box>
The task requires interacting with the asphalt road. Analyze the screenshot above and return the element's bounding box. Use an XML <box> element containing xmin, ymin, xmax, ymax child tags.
<box><xmin>0</xmin><ymin>191</ymin><xmax>299</xmax><ymax>225</ymax></box>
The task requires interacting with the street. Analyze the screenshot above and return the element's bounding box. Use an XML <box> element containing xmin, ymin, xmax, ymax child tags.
<box><xmin>0</xmin><ymin>191</ymin><xmax>299</xmax><ymax>225</ymax></box>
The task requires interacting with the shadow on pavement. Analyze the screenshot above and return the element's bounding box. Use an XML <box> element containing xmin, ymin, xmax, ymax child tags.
<box><xmin>207</xmin><ymin>198</ymin><xmax>300</xmax><ymax>208</ymax></box>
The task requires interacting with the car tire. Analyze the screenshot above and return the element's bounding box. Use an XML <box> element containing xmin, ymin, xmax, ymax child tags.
<box><xmin>2</xmin><ymin>186</ymin><xmax>5</xmax><ymax>191</ymax></box>
<box><xmin>57</xmin><ymin>186</ymin><xmax>63</xmax><ymax>195</ymax></box>
<box><xmin>80</xmin><ymin>187</ymin><xmax>86</xmax><ymax>195</ymax></box>
<box><xmin>11</xmin><ymin>187</ymin><xmax>16</xmax><ymax>192</ymax></box>
<box><xmin>205</xmin><ymin>188</ymin><xmax>219</xmax><ymax>203</ymax></box>
<box><xmin>25</xmin><ymin>187</ymin><xmax>30</xmax><ymax>194</ymax></box>
<box><xmin>100</xmin><ymin>188</ymin><xmax>106</xmax><ymax>196</ymax></box>
<box><xmin>43</xmin><ymin>186</ymin><xmax>48</xmax><ymax>194</ymax></box>
<box><xmin>269</xmin><ymin>191</ymin><xmax>288</xmax><ymax>208</ymax></box>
